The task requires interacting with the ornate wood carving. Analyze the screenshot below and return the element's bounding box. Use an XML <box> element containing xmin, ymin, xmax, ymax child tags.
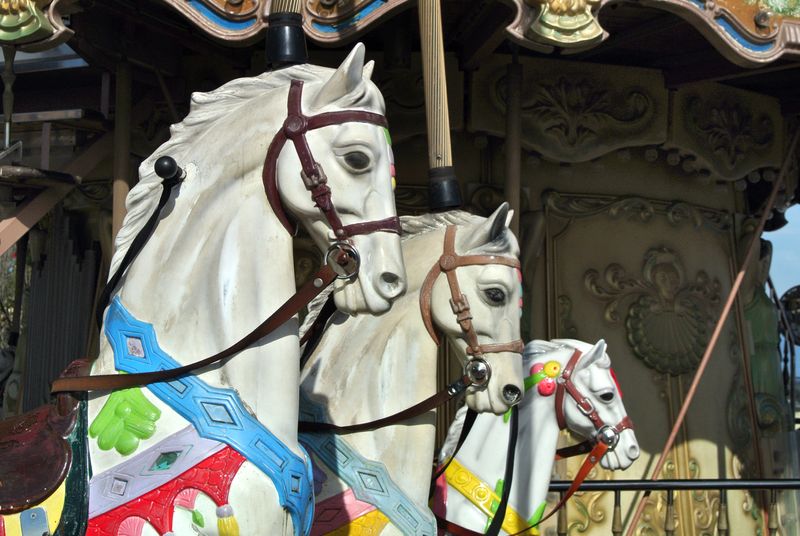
<box><xmin>470</xmin><ymin>57</ymin><xmax>666</xmax><ymax>163</ymax></box>
<box><xmin>0</xmin><ymin>0</ymin><xmax>78</xmax><ymax>51</ymax></box>
<box><xmin>668</xmin><ymin>83</ymin><xmax>782</xmax><ymax>181</ymax></box>
<box><xmin>499</xmin><ymin>0</ymin><xmax>800</xmax><ymax>66</ymax></box>
<box><xmin>584</xmin><ymin>247</ymin><xmax>721</xmax><ymax>375</ymax></box>
<box><xmin>543</xmin><ymin>191</ymin><xmax>732</xmax><ymax>232</ymax></box>
<box><xmin>502</xmin><ymin>0</ymin><xmax>605</xmax><ymax>52</ymax></box>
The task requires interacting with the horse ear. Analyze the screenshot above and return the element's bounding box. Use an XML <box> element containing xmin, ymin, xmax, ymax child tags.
<box><xmin>363</xmin><ymin>60</ymin><xmax>375</xmax><ymax>81</ymax></box>
<box><xmin>576</xmin><ymin>339</ymin><xmax>607</xmax><ymax>370</ymax></box>
<box><xmin>311</xmin><ymin>43</ymin><xmax>366</xmax><ymax>110</ymax></box>
<box><xmin>459</xmin><ymin>202</ymin><xmax>509</xmax><ymax>252</ymax></box>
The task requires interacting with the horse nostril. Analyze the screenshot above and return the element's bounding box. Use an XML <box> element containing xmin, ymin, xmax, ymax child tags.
<box><xmin>377</xmin><ymin>271</ymin><xmax>405</xmax><ymax>299</ymax></box>
<box><xmin>628</xmin><ymin>444</ymin><xmax>640</xmax><ymax>460</ymax></box>
<box><xmin>502</xmin><ymin>384</ymin><xmax>522</xmax><ymax>405</ymax></box>
<box><xmin>381</xmin><ymin>272</ymin><xmax>399</xmax><ymax>287</ymax></box>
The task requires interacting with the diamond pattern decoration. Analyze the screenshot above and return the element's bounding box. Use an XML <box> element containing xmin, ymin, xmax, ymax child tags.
<box><xmin>201</xmin><ymin>401</ymin><xmax>236</xmax><ymax>425</ymax></box>
<box><xmin>316</xmin><ymin>508</ymin><xmax>342</xmax><ymax>523</ymax></box>
<box><xmin>149</xmin><ymin>450</ymin><xmax>182</xmax><ymax>472</ymax></box>
<box><xmin>110</xmin><ymin>477</ymin><xmax>128</xmax><ymax>496</ymax></box>
<box><xmin>126</xmin><ymin>337</ymin><xmax>145</xmax><ymax>357</ymax></box>
<box><xmin>357</xmin><ymin>470</ymin><xmax>386</xmax><ymax>494</ymax></box>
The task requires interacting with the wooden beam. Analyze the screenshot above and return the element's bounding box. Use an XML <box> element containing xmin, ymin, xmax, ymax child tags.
<box><xmin>457</xmin><ymin>1</ymin><xmax>514</xmax><ymax>71</ymax></box>
<box><xmin>0</xmin><ymin>186</ymin><xmax>72</xmax><ymax>256</ymax></box>
<box><xmin>665</xmin><ymin>59</ymin><xmax>800</xmax><ymax>88</ymax></box>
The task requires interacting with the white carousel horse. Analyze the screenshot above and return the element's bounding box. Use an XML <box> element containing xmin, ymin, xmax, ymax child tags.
<box><xmin>299</xmin><ymin>204</ymin><xmax>526</xmax><ymax>536</ymax></box>
<box><xmin>0</xmin><ymin>44</ymin><xmax>408</xmax><ymax>536</ymax></box>
<box><xmin>434</xmin><ymin>339</ymin><xmax>640</xmax><ymax>535</ymax></box>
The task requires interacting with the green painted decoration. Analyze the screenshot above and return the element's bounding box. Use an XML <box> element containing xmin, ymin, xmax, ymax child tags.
<box><xmin>89</xmin><ymin>386</ymin><xmax>161</xmax><ymax>456</ymax></box>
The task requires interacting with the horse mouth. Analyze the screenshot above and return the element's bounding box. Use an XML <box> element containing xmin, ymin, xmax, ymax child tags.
<box><xmin>333</xmin><ymin>279</ymin><xmax>391</xmax><ymax>315</ymax></box>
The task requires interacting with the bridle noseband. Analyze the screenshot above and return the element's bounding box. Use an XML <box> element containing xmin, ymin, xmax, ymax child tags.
<box><xmin>420</xmin><ymin>225</ymin><xmax>524</xmax><ymax>388</ymax></box>
<box><xmin>263</xmin><ymin>79</ymin><xmax>402</xmax><ymax>261</ymax></box>
<box><xmin>555</xmin><ymin>349</ymin><xmax>635</xmax><ymax>451</ymax></box>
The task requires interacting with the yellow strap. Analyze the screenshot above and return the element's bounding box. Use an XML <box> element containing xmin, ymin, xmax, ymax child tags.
<box><xmin>445</xmin><ymin>459</ymin><xmax>539</xmax><ymax>536</ymax></box>
<box><xmin>325</xmin><ymin>509</ymin><xmax>390</xmax><ymax>536</ymax></box>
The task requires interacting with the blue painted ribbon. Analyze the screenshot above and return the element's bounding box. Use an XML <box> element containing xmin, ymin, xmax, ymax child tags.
<box><xmin>105</xmin><ymin>297</ymin><xmax>314</xmax><ymax>536</ymax></box>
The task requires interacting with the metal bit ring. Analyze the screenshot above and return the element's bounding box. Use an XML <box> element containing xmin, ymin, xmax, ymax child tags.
<box><xmin>325</xmin><ymin>242</ymin><xmax>361</xmax><ymax>280</ymax></box>
<box><xmin>464</xmin><ymin>358</ymin><xmax>491</xmax><ymax>388</ymax></box>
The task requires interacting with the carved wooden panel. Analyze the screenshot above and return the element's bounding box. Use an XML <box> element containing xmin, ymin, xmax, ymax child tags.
<box><xmin>667</xmin><ymin>82</ymin><xmax>783</xmax><ymax>181</ymax></box>
<box><xmin>469</xmin><ymin>56</ymin><xmax>667</xmax><ymax>163</ymax></box>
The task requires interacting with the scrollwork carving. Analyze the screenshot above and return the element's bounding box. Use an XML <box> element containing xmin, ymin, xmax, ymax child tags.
<box><xmin>585</xmin><ymin>248</ymin><xmax>721</xmax><ymax>375</ymax></box>
<box><xmin>522</xmin><ymin>78</ymin><xmax>651</xmax><ymax>148</ymax></box>
<box><xmin>686</xmin><ymin>97</ymin><xmax>773</xmax><ymax>171</ymax></box>
<box><xmin>544</xmin><ymin>191</ymin><xmax>731</xmax><ymax>232</ymax></box>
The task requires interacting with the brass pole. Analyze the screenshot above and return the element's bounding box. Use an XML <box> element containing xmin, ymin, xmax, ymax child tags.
<box><xmin>112</xmin><ymin>61</ymin><xmax>132</xmax><ymax>240</ymax></box>
<box><xmin>624</xmin><ymin>126</ymin><xmax>800</xmax><ymax>536</ymax></box>
<box><xmin>418</xmin><ymin>0</ymin><xmax>461</xmax><ymax>209</ymax></box>
<box><xmin>504</xmin><ymin>47</ymin><xmax>522</xmax><ymax>235</ymax></box>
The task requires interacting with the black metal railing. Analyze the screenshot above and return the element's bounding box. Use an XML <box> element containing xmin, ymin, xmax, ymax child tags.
<box><xmin>546</xmin><ymin>478</ymin><xmax>800</xmax><ymax>535</ymax></box>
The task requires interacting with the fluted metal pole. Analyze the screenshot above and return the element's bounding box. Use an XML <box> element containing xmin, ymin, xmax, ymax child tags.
<box><xmin>418</xmin><ymin>0</ymin><xmax>461</xmax><ymax>210</ymax></box>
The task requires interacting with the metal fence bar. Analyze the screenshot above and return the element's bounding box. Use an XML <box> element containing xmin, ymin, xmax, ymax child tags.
<box><xmin>547</xmin><ymin>479</ymin><xmax>800</xmax><ymax>491</ymax></box>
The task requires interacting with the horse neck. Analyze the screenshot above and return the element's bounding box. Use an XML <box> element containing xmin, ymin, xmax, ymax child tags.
<box><xmin>510</xmin><ymin>395</ymin><xmax>561</xmax><ymax>519</ymax></box>
<box><xmin>301</xmin><ymin>234</ymin><xmax>442</xmax><ymax>508</ymax></box>
<box><xmin>100</xmin><ymin>88</ymin><xmax>297</xmax><ymax>368</ymax></box>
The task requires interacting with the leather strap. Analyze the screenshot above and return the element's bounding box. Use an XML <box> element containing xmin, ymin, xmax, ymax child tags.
<box><xmin>508</xmin><ymin>441</ymin><xmax>609</xmax><ymax>536</ymax></box>
<box><xmin>263</xmin><ymin>79</ymin><xmax>399</xmax><ymax>239</ymax></box>
<box><xmin>419</xmin><ymin>225</ymin><xmax>523</xmax><ymax>355</ymax></box>
<box><xmin>431</xmin><ymin>408</ymin><xmax>478</xmax><ymax>485</ymax></box>
<box><xmin>485</xmin><ymin>404</ymin><xmax>518</xmax><ymax>536</ymax></box>
<box><xmin>96</xmin><ymin>175</ymin><xmax>182</xmax><ymax>329</ymax></box>
<box><xmin>298</xmin><ymin>375</ymin><xmax>471</xmax><ymax>434</ymax></box>
<box><xmin>51</xmin><ymin>263</ymin><xmax>339</xmax><ymax>393</ymax></box>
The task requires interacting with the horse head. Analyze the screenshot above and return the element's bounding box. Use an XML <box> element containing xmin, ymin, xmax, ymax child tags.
<box><xmin>272</xmin><ymin>44</ymin><xmax>406</xmax><ymax>314</ymax></box>
<box><xmin>427</xmin><ymin>204</ymin><xmax>525</xmax><ymax>415</ymax></box>
<box><xmin>524</xmin><ymin>339</ymin><xmax>640</xmax><ymax>470</ymax></box>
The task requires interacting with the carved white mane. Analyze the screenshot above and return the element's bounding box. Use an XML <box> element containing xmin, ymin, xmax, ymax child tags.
<box><xmin>111</xmin><ymin>63</ymin><xmax>385</xmax><ymax>275</ymax></box>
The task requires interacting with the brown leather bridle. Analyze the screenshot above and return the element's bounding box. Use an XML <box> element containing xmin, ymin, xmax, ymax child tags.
<box><xmin>419</xmin><ymin>225</ymin><xmax>524</xmax><ymax>387</ymax></box>
<box><xmin>263</xmin><ymin>79</ymin><xmax>401</xmax><ymax>244</ymax></box>
<box><xmin>52</xmin><ymin>78</ymin><xmax>403</xmax><ymax>394</ymax></box>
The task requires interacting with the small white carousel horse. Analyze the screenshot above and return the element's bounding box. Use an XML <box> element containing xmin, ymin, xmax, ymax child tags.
<box><xmin>434</xmin><ymin>339</ymin><xmax>640</xmax><ymax>535</ymax></box>
<box><xmin>0</xmin><ymin>44</ymin><xmax>407</xmax><ymax>536</ymax></box>
<box><xmin>299</xmin><ymin>204</ymin><xmax>525</xmax><ymax>536</ymax></box>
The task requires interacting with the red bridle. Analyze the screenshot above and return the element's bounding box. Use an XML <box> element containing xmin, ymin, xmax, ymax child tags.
<box><xmin>555</xmin><ymin>349</ymin><xmax>634</xmax><ymax>441</ymax></box>
<box><xmin>262</xmin><ymin>79</ymin><xmax>402</xmax><ymax>243</ymax></box>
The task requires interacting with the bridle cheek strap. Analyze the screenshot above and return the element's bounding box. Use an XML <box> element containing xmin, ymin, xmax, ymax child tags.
<box><xmin>263</xmin><ymin>79</ymin><xmax>400</xmax><ymax>239</ymax></box>
<box><xmin>419</xmin><ymin>225</ymin><xmax>523</xmax><ymax>356</ymax></box>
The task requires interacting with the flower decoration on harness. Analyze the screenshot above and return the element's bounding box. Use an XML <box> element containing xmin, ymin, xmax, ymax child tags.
<box><xmin>526</xmin><ymin>360</ymin><xmax>561</xmax><ymax>396</ymax></box>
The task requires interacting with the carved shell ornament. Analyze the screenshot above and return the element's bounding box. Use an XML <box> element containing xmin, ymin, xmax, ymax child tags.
<box><xmin>585</xmin><ymin>248</ymin><xmax>721</xmax><ymax>375</ymax></box>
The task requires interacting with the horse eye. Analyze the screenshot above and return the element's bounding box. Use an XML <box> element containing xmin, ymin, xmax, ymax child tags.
<box><xmin>483</xmin><ymin>288</ymin><xmax>506</xmax><ymax>305</ymax></box>
<box><xmin>599</xmin><ymin>392</ymin><xmax>615</xmax><ymax>402</ymax></box>
<box><xmin>343</xmin><ymin>151</ymin><xmax>371</xmax><ymax>171</ymax></box>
